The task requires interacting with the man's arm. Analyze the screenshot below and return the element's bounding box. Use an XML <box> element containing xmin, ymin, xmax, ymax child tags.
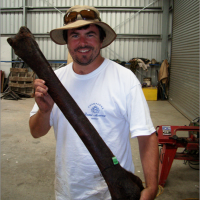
<box><xmin>29</xmin><ymin>79</ymin><xmax>54</xmax><ymax>138</ymax></box>
<box><xmin>29</xmin><ymin>109</ymin><xmax>52</xmax><ymax>138</ymax></box>
<box><xmin>137</xmin><ymin>132</ymin><xmax>159</xmax><ymax>200</ymax></box>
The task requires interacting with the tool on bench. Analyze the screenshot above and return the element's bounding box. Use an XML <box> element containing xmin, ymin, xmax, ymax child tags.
<box><xmin>156</xmin><ymin>125</ymin><xmax>199</xmax><ymax>187</ymax></box>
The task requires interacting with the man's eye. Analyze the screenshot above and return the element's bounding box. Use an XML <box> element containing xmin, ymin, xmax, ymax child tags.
<box><xmin>88</xmin><ymin>34</ymin><xmax>94</xmax><ymax>37</ymax></box>
<box><xmin>72</xmin><ymin>35</ymin><xmax>78</xmax><ymax>38</ymax></box>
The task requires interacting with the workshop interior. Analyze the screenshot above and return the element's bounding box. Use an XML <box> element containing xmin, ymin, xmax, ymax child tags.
<box><xmin>1</xmin><ymin>0</ymin><xmax>199</xmax><ymax>200</ymax></box>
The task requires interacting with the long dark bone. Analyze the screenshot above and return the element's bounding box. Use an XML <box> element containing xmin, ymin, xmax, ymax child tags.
<box><xmin>7</xmin><ymin>26</ymin><xmax>144</xmax><ymax>200</ymax></box>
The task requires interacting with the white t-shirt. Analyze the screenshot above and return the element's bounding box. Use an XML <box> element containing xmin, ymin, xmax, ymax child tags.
<box><xmin>30</xmin><ymin>58</ymin><xmax>155</xmax><ymax>200</ymax></box>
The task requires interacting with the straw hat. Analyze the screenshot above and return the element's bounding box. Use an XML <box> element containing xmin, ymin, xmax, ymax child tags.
<box><xmin>50</xmin><ymin>5</ymin><xmax>117</xmax><ymax>48</ymax></box>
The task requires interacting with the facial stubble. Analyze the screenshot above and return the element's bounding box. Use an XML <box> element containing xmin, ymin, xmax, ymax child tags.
<box><xmin>69</xmin><ymin>46</ymin><xmax>101</xmax><ymax>66</ymax></box>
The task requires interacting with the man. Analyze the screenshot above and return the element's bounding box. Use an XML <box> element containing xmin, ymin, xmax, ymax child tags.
<box><xmin>29</xmin><ymin>5</ymin><xmax>159</xmax><ymax>200</ymax></box>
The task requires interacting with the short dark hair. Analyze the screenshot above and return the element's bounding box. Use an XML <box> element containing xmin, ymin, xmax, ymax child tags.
<box><xmin>63</xmin><ymin>24</ymin><xmax>106</xmax><ymax>44</ymax></box>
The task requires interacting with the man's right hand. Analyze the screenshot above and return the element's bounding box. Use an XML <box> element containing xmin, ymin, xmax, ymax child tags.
<box><xmin>29</xmin><ymin>79</ymin><xmax>54</xmax><ymax>138</ymax></box>
<box><xmin>34</xmin><ymin>79</ymin><xmax>54</xmax><ymax>113</ymax></box>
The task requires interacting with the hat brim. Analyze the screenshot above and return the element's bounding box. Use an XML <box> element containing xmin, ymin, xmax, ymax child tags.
<box><xmin>50</xmin><ymin>20</ymin><xmax>117</xmax><ymax>48</ymax></box>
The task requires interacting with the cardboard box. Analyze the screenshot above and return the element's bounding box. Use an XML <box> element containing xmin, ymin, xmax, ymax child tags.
<box><xmin>142</xmin><ymin>87</ymin><xmax>157</xmax><ymax>101</ymax></box>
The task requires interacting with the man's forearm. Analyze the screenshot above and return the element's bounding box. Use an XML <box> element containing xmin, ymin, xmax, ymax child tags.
<box><xmin>138</xmin><ymin>133</ymin><xmax>159</xmax><ymax>198</ymax></box>
<box><xmin>29</xmin><ymin>110</ymin><xmax>51</xmax><ymax>138</ymax></box>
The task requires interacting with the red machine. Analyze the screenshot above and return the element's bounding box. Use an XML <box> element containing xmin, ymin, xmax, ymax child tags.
<box><xmin>156</xmin><ymin>125</ymin><xmax>199</xmax><ymax>187</ymax></box>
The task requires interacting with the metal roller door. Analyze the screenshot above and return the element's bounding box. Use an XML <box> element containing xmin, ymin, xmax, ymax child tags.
<box><xmin>169</xmin><ymin>0</ymin><xmax>199</xmax><ymax>121</ymax></box>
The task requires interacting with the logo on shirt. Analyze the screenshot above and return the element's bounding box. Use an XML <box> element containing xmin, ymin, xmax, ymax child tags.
<box><xmin>85</xmin><ymin>103</ymin><xmax>106</xmax><ymax>120</ymax></box>
<box><xmin>91</xmin><ymin>106</ymin><xmax>100</xmax><ymax>114</ymax></box>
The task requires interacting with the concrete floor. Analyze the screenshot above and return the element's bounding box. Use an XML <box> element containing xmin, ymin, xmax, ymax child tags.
<box><xmin>1</xmin><ymin>98</ymin><xmax>199</xmax><ymax>200</ymax></box>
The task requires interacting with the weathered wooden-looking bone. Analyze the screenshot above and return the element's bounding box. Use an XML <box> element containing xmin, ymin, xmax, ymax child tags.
<box><xmin>7</xmin><ymin>26</ymin><xmax>144</xmax><ymax>200</ymax></box>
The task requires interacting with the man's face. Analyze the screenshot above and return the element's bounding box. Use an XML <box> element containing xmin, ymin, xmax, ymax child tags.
<box><xmin>67</xmin><ymin>24</ymin><xmax>103</xmax><ymax>66</ymax></box>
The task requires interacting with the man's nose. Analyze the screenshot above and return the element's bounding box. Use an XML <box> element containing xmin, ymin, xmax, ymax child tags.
<box><xmin>79</xmin><ymin>36</ymin><xmax>87</xmax><ymax>46</ymax></box>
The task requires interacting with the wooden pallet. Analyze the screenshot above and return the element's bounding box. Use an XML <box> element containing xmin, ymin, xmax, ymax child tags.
<box><xmin>8</xmin><ymin>68</ymin><xmax>35</xmax><ymax>97</ymax></box>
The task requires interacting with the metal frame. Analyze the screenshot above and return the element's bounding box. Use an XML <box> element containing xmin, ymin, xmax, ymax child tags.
<box><xmin>23</xmin><ymin>0</ymin><xmax>27</xmax><ymax>26</ymax></box>
<box><xmin>1</xmin><ymin>6</ymin><xmax>163</xmax><ymax>13</ymax></box>
<box><xmin>2</xmin><ymin>33</ymin><xmax>162</xmax><ymax>40</ymax></box>
<box><xmin>161</xmin><ymin>0</ymin><xmax>169</xmax><ymax>60</ymax></box>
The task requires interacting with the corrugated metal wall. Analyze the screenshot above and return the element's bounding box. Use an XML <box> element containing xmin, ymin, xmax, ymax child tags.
<box><xmin>169</xmin><ymin>0</ymin><xmax>199</xmax><ymax>121</ymax></box>
<box><xmin>1</xmin><ymin>0</ymin><xmax>163</xmax><ymax>63</ymax></box>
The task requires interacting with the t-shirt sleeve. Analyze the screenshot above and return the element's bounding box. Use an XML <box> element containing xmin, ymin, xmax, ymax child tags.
<box><xmin>126</xmin><ymin>84</ymin><xmax>155</xmax><ymax>138</ymax></box>
<box><xmin>30</xmin><ymin>102</ymin><xmax>39</xmax><ymax>117</ymax></box>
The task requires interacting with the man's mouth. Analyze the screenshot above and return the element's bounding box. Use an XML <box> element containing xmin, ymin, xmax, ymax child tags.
<box><xmin>78</xmin><ymin>49</ymin><xmax>90</xmax><ymax>53</ymax></box>
<box><xmin>75</xmin><ymin>46</ymin><xmax>93</xmax><ymax>53</ymax></box>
